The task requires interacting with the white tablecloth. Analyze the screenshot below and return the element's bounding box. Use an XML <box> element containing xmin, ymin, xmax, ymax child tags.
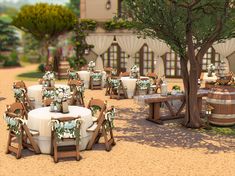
<box><xmin>27</xmin><ymin>84</ymin><xmax>70</xmax><ymax>108</ymax></box>
<box><xmin>202</xmin><ymin>73</ymin><xmax>217</xmax><ymax>83</ymax></box>
<box><xmin>77</xmin><ymin>70</ymin><xmax>107</xmax><ymax>88</ymax></box>
<box><xmin>121</xmin><ymin>77</ymin><xmax>138</xmax><ymax>99</ymax></box>
<box><xmin>27</xmin><ymin>106</ymin><xmax>93</xmax><ymax>154</ymax></box>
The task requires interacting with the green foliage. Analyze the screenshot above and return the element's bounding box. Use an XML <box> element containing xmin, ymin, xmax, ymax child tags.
<box><xmin>3</xmin><ymin>51</ymin><xmax>21</xmax><ymax>67</ymax></box>
<box><xmin>12</xmin><ymin>3</ymin><xmax>78</xmax><ymax>42</ymax></box>
<box><xmin>22</xmin><ymin>33</ymin><xmax>40</xmax><ymax>55</ymax></box>
<box><xmin>172</xmin><ymin>85</ymin><xmax>181</xmax><ymax>91</ymax></box>
<box><xmin>66</xmin><ymin>0</ymin><xmax>80</xmax><ymax>17</ymax></box>
<box><xmin>38</xmin><ymin>63</ymin><xmax>45</xmax><ymax>72</ymax></box>
<box><xmin>0</xmin><ymin>54</ymin><xmax>7</xmax><ymax>62</ymax></box>
<box><xmin>104</xmin><ymin>19</ymin><xmax>133</xmax><ymax>31</ymax></box>
<box><xmin>123</xmin><ymin>0</ymin><xmax>235</xmax><ymax>55</ymax></box>
<box><xmin>0</xmin><ymin>19</ymin><xmax>19</xmax><ymax>52</ymax></box>
<box><xmin>18</xmin><ymin>71</ymin><xmax>44</xmax><ymax>79</ymax></box>
<box><xmin>71</xmin><ymin>19</ymin><xmax>96</xmax><ymax>69</ymax></box>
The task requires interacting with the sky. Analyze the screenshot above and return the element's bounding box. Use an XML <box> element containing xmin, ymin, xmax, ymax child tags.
<box><xmin>0</xmin><ymin>0</ymin><xmax>69</xmax><ymax>5</ymax></box>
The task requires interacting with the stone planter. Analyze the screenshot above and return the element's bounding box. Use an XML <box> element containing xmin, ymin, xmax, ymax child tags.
<box><xmin>137</xmin><ymin>89</ymin><xmax>148</xmax><ymax>95</ymax></box>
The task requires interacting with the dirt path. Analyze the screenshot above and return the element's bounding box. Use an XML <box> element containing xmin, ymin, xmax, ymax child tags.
<box><xmin>0</xmin><ymin>65</ymin><xmax>234</xmax><ymax>176</ymax></box>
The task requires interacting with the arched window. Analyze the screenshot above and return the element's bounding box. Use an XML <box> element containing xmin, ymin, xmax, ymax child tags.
<box><xmin>102</xmin><ymin>43</ymin><xmax>155</xmax><ymax>75</ymax></box>
<box><xmin>163</xmin><ymin>47</ymin><xmax>221</xmax><ymax>78</ymax></box>
<box><xmin>135</xmin><ymin>44</ymin><xmax>155</xmax><ymax>75</ymax></box>
<box><xmin>102</xmin><ymin>43</ymin><xmax>128</xmax><ymax>72</ymax></box>
<box><xmin>201</xmin><ymin>47</ymin><xmax>221</xmax><ymax>71</ymax></box>
<box><xmin>163</xmin><ymin>50</ymin><xmax>181</xmax><ymax>78</ymax></box>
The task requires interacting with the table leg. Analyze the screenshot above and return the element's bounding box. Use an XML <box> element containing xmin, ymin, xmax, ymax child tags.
<box><xmin>146</xmin><ymin>103</ymin><xmax>163</xmax><ymax>124</ymax></box>
<box><xmin>197</xmin><ymin>97</ymin><xmax>203</xmax><ymax>117</ymax></box>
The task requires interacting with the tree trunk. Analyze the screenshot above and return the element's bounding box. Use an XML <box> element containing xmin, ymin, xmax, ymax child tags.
<box><xmin>45</xmin><ymin>42</ymin><xmax>49</xmax><ymax>65</ymax></box>
<box><xmin>182</xmin><ymin>8</ymin><xmax>204</xmax><ymax>128</ymax></box>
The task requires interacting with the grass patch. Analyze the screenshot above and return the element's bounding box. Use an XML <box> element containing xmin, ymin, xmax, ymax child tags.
<box><xmin>16</xmin><ymin>71</ymin><xmax>67</xmax><ymax>83</ymax></box>
<box><xmin>201</xmin><ymin>125</ymin><xmax>235</xmax><ymax>136</ymax></box>
<box><xmin>210</xmin><ymin>126</ymin><xmax>235</xmax><ymax>136</ymax></box>
<box><xmin>17</xmin><ymin>71</ymin><xmax>44</xmax><ymax>81</ymax></box>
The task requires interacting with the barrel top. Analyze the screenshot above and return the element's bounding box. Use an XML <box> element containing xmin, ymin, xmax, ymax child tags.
<box><xmin>211</xmin><ymin>85</ymin><xmax>235</xmax><ymax>92</ymax></box>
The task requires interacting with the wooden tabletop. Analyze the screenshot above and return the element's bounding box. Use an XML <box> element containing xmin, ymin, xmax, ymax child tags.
<box><xmin>144</xmin><ymin>89</ymin><xmax>209</xmax><ymax>103</ymax></box>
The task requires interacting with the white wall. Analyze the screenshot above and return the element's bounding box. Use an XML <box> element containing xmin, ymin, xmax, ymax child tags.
<box><xmin>82</xmin><ymin>0</ymin><xmax>118</xmax><ymax>21</ymax></box>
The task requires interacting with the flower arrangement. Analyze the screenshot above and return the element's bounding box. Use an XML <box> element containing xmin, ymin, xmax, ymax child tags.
<box><xmin>90</xmin><ymin>105</ymin><xmax>101</xmax><ymax>116</ymax></box>
<box><xmin>207</xmin><ymin>64</ymin><xmax>216</xmax><ymax>77</ymax></box>
<box><xmin>43</xmin><ymin>71</ymin><xmax>55</xmax><ymax>81</ymax></box>
<box><xmin>104</xmin><ymin>106</ymin><xmax>115</xmax><ymax>130</ymax></box>
<box><xmin>3</xmin><ymin>113</ymin><xmax>25</xmax><ymax>139</ymax></box>
<box><xmin>50</xmin><ymin>119</ymin><xmax>82</xmax><ymax>143</ymax></box>
<box><xmin>42</xmin><ymin>88</ymin><xmax>55</xmax><ymax>99</ymax></box>
<box><xmin>42</xmin><ymin>71</ymin><xmax>55</xmax><ymax>87</ymax></box>
<box><xmin>130</xmin><ymin>65</ymin><xmax>139</xmax><ymax>78</ymax></box>
<box><xmin>171</xmin><ymin>85</ymin><xmax>182</xmax><ymax>95</ymax></box>
<box><xmin>88</xmin><ymin>61</ymin><xmax>95</xmax><ymax>71</ymax></box>
<box><xmin>13</xmin><ymin>88</ymin><xmax>25</xmax><ymax>102</ymax></box>
<box><xmin>90</xmin><ymin>72</ymin><xmax>103</xmax><ymax>81</ymax></box>
<box><xmin>172</xmin><ymin>85</ymin><xmax>181</xmax><ymax>91</ymax></box>
<box><xmin>136</xmin><ymin>79</ymin><xmax>151</xmax><ymax>90</ymax></box>
<box><xmin>67</xmin><ymin>70</ymin><xmax>78</xmax><ymax>80</ymax></box>
<box><xmin>54</xmin><ymin>87</ymin><xmax>70</xmax><ymax>103</ymax></box>
<box><xmin>109</xmin><ymin>79</ymin><xmax>121</xmax><ymax>89</ymax></box>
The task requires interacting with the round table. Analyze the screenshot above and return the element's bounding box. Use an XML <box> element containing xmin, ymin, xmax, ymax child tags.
<box><xmin>77</xmin><ymin>71</ymin><xmax>90</xmax><ymax>89</ymax></box>
<box><xmin>27</xmin><ymin>84</ymin><xmax>70</xmax><ymax>108</ymax></box>
<box><xmin>202</xmin><ymin>73</ymin><xmax>217</xmax><ymax>83</ymax></box>
<box><xmin>120</xmin><ymin>77</ymin><xmax>138</xmax><ymax>99</ymax></box>
<box><xmin>27</xmin><ymin>106</ymin><xmax>93</xmax><ymax>154</ymax></box>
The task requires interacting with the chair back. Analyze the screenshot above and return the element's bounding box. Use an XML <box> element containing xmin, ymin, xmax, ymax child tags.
<box><xmin>67</xmin><ymin>69</ymin><xmax>79</xmax><ymax>81</ymax></box>
<box><xmin>13</xmin><ymin>81</ymin><xmax>27</xmax><ymax>92</ymax></box>
<box><xmin>147</xmin><ymin>73</ymin><xmax>158</xmax><ymax>85</ymax></box>
<box><xmin>6</xmin><ymin>102</ymin><xmax>27</xmax><ymax>119</ymax></box>
<box><xmin>87</xmin><ymin>98</ymin><xmax>107</xmax><ymax>120</ymax></box>
<box><xmin>50</xmin><ymin>116</ymin><xmax>81</xmax><ymax>140</ymax></box>
<box><xmin>104</xmin><ymin>67</ymin><xmax>113</xmax><ymax>76</ymax></box>
<box><xmin>119</xmin><ymin>72</ymin><xmax>130</xmax><ymax>77</ymax></box>
<box><xmin>68</xmin><ymin>80</ymin><xmax>84</xmax><ymax>87</ymax></box>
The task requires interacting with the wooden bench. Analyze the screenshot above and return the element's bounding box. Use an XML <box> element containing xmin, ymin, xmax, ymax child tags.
<box><xmin>144</xmin><ymin>89</ymin><xmax>209</xmax><ymax>124</ymax></box>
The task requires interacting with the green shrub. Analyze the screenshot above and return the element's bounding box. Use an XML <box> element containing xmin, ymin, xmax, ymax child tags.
<box><xmin>68</xmin><ymin>57</ymin><xmax>76</xmax><ymax>69</ymax></box>
<box><xmin>3</xmin><ymin>51</ymin><xmax>21</xmax><ymax>67</ymax></box>
<box><xmin>38</xmin><ymin>63</ymin><xmax>45</xmax><ymax>72</ymax></box>
<box><xmin>20</xmin><ymin>55</ymin><xmax>29</xmax><ymax>62</ymax></box>
<box><xmin>0</xmin><ymin>54</ymin><xmax>8</xmax><ymax>62</ymax></box>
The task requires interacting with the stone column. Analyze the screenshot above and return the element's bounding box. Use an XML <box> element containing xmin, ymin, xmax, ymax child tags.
<box><xmin>80</xmin><ymin>0</ymin><xmax>86</xmax><ymax>19</ymax></box>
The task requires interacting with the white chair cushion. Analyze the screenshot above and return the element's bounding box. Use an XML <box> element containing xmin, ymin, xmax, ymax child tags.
<box><xmin>29</xmin><ymin>129</ymin><xmax>40</xmax><ymax>136</ymax></box>
<box><xmin>92</xmin><ymin>116</ymin><xmax>98</xmax><ymax>122</ymax></box>
<box><xmin>86</xmin><ymin>123</ymin><xmax>98</xmax><ymax>132</ymax></box>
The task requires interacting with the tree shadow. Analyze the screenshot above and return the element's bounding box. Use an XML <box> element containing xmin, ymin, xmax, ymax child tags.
<box><xmin>0</xmin><ymin>97</ymin><xmax>6</xmax><ymax>101</ymax></box>
<box><xmin>114</xmin><ymin>107</ymin><xmax>235</xmax><ymax>154</ymax></box>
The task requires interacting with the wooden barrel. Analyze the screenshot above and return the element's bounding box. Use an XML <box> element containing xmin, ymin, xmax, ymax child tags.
<box><xmin>206</xmin><ymin>86</ymin><xmax>235</xmax><ymax>126</ymax></box>
<box><xmin>58</xmin><ymin>60</ymin><xmax>70</xmax><ymax>79</ymax></box>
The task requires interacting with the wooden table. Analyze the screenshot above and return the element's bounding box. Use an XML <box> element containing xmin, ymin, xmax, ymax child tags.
<box><xmin>144</xmin><ymin>89</ymin><xmax>209</xmax><ymax>124</ymax></box>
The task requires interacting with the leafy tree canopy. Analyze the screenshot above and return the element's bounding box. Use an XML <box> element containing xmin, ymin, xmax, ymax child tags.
<box><xmin>0</xmin><ymin>19</ymin><xmax>19</xmax><ymax>52</ymax></box>
<box><xmin>123</xmin><ymin>0</ymin><xmax>235</xmax><ymax>56</ymax></box>
<box><xmin>66</xmin><ymin>0</ymin><xmax>80</xmax><ymax>17</ymax></box>
<box><xmin>12</xmin><ymin>3</ymin><xmax>78</xmax><ymax>42</ymax></box>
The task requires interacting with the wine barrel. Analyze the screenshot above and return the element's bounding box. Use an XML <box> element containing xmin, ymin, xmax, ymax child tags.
<box><xmin>206</xmin><ymin>86</ymin><xmax>235</xmax><ymax>126</ymax></box>
<box><xmin>58</xmin><ymin>60</ymin><xmax>70</xmax><ymax>79</ymax></box>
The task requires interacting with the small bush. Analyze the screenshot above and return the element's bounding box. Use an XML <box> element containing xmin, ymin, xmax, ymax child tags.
<box><xmin>3</xmin><ymin>51</ymin><xmax>21</xmax><ymax>67</ymax></box>
<box><xmin>20</xmin><ymin>55</ymin><xmax>29</xmax><ymax>62</ymax></box>
<box><xmin>38</xmin><ymin>63</ymin><xmax>45</xmax><ymax>72</ymax></box>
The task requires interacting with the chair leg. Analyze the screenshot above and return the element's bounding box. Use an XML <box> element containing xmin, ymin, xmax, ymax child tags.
<box><xmin>76</xmin><ymin>144</ymin><xmax>80</xmax><ymax>161</ymax></box>
<box><xmin>16</xmin><ymin>134</ymin><xmax>23</xmax><ymax>159</ymax></box>
<box><xmin>6</xmin><ymin>131</ymin><xmax>11</xmax><ymax>154</ymax></box>
<box><xmin>102</xmin><ymin>127</ymin><xmax>110</xmax><ymax>151</ymax></box>
<box><xmin>53</xmin><ymin>139</ymin><xmax>58</xmax><ymax>163</ymax></box>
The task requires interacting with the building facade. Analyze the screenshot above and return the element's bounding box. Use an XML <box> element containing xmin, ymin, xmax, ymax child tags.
<box><xmin>80</xmin><ymin>0</ymin><xmax>235</xmax><ymax>78</ymax></box>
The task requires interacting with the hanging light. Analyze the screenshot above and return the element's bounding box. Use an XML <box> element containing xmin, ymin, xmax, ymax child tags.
<box><xmin>106</xmin><ymin>0</ymin><xmax>111</xmax><ymax>10</ymax></box>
